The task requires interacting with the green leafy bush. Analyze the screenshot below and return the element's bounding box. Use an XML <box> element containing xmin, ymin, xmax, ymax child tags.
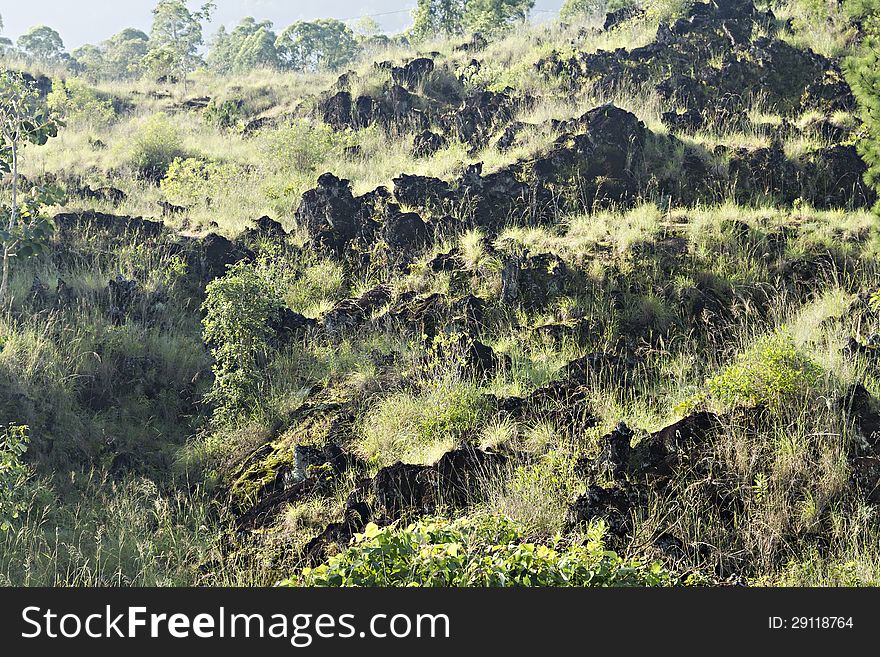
<box><xmin>46</xmin><ymin>78</ymin><xmax>116</xmax><ymax>127</ymax></box>
<box><xmin>204</xmin><ymin>98</ymin><xmax>243</xmax><ymax>130</ymax></box>
<box><xmin>259</xmin><ymin>120</ymin><xmax>352</xmax><ymax>177</ymax></box>
<box><xmin>160</xmin><ymin>157</ymin><xmax>241</xmax><ymax>207</ymax></box>
<box><xmin>202</xmin><ymin>261</ymin><xmax>284</xmax><ymax>423</ymax></box>
<box><xmin>127</xmin><ymin>112</ymin><xmax>185</xmax><ymax>180</ymax></box>
<box><xmin>706</xmin><ymin>330</ymin><xmax>822</xmax><ymax>411</ymax></box>
<box><xmin>285</xmin><ymin>515</ymin><xmax>683</xmax><ymax>587</ymax></box>
<box><xmin>0</xmin><ymin>424</ymin><xmax>30</xmax><ymax>531</ymax></box>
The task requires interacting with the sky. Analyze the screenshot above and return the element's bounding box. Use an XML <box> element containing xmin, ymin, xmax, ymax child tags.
<box><xmin>0</xmin><ymin>0</ymin><xmax>565</xmax><ymax>49</ymax></box>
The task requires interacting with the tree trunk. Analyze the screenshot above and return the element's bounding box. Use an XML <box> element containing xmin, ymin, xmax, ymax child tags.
<box><xmin>0</xmin><ymin>245</ymin><xmax>9</xmax><ymax>303</ymax></box>
<box><xmin>1</xmin><ymin>133</ymin><xmax>18</xmax><ymax>303</ymax></box>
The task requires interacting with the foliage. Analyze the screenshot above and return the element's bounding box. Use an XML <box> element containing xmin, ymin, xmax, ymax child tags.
<box><xmin>0</xmin><ymin>473</ymin><xmax>257</xmax><ymax>586</ymax></box>
<box><xmin>145</xmin><ymin>0</ymin><xmax>215</xmax><ymax>90</ymax></box>
<box><xmin>411</xmin><ymin>0</ymin><xmax>468</xmax><ymax>40</ymax></box>
<box><xmin>0</xmin><ymin>424</ymin><xmax>30</xmax><ymax>531</ymax></box>
<box><xmin>16</xmin><ymin>25</ymin><xmax>66</xmax><ymax>64</ymax></box>
<box><xmin>706</xmin><ymin>329</ymin><xmax>823</xmax><ymax>411</ymax></box>
<box><xmin>259</xmin><ymin>120</ymin><xmax>354</xmax><ymax>177</ymax></box>
<box><xmin>287</xmin><ymin>515</ymin><xmax>683</xmax><ymax>587</ymax></box>
<box><xmin>275</xmin><ymin>19</ymin><xmax>359</xmax><ymax>72</ymax></box>
<box><xmin>354</xmin><ymin>16</ymin><xmax>383</xmax><ymax>37</ymax></box>
<box><xmin>208</xmin><ymin>17</ymin><xmax>279</xmax><ymax>73</ymax></box>
<box><xmin>411</xmin><ymin>0</ymin><xmax>534</xmax><ymax>40</ymax></box>
<box><xmin>360</xmin><ymin>374</ymin><xmax>489</xmax><ymax>465</ymax></box>
<box><xmin>0</xmin><ymin>14</ymin><xmax>10</xmax><ymax>54</ymax></box>
<box><xmin>202</xmin><ymin>261</ymin><xmax>285</xmax><ymax>423</ymax></box>
<box><xmin>203</xmin><ymin>98</ymin><xmax>244</xmax><ymax>129</ymax></box>
<box><xmin>160</xmin><ymin>157</ymin><xmax>241</xmax><ymax>206</ymax></box>
<box><xmin>464</xmin><ymin>0</ymin><xmax>535</xmax><ymax>35</ymax></box>
<box><xmin>0</xmin><ymin>71</ymin><xmax>64</xmax><ymax>302</ymax></box>
<box><xmin>46</xmin><ymin>78</ymin><xmax>116</xmax><ymax>127</ymax></box>
<box><xmin>73</xmin><ymin>28</ymin><xmax>150</xmax><ymax>79</ymax></box>
<box><xmin>845</xmin><ymin>3</ymin><xmax>880</xmax><ymax>215</ymax></box>
<box><xmin>560</xmin><ymin>0</ymin><xmax>609</xmax><ymax>21</ymax></box>
<box><xmin>127</xmin><ymin>112</ymin><xmax>185</xmax><ymax>180</ymax></box>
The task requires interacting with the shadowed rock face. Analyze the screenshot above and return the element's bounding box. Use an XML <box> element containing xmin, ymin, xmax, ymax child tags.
<box><xmin>539</xmin><ymin>0</ymin><xmax>852</xmax><ymax>122</ymax></box>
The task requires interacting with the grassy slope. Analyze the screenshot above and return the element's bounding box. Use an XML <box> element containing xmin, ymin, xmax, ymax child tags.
<box><xmin>1</xmin><ymin>1</ymin><xmax>880</xmax><ymax>586</ymax></box>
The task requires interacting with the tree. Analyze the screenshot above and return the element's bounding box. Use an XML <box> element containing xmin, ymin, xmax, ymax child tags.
<box><xmin>845</xmin><ymin>1</ymin><xmax>880</xmax><ymax>215</ymax></box>
<box><xmin>410</xmin><ymin>0</ymin><xmax>467</xmax><ymax>41</ymax></box>
<box><xmin>464</xmin><ymin>0</ymin><xmax>534</xmax><ymax>35</ymax></box>
<box><xmin>0</xmin><ymin>72</ymin><xmax>64</xmax><ymax>303</ymax></box>
<box><xmin>16</xmin><ymin>25</ymin><xmax>66</xmax><ymax>64</ymax></box>
<box><xmin>560</xmin><ymin>0</ymin><xmax>607</xmax><ymax>22</ymax></box>
<box><xmin>275</xmin><ymin>20</ymin><xmax>359</xmax><ymax>72</ymax></box>
<box><xmin>146</xmin><ymin>0</ymin><xmax>215</xmax><ymax>92</ymax></box>
<box><xmin>70</xmin><ymin>43</ymin><xmax>104</xmax><ymax>77</ymax></box>
<box><xmin>208</xmin><ymin>17</ymin><xmax>279</xmax><ymax>73</ymax></box>
<box><xmin>104</xmin><ymin>28</ymin><xmax>151</xmax><ymax>79</ymax></box>
<box><xmin>354</xmin><ymin>16</ymin><xmax>382</xmax><ymax>37</ymax></box>
<box><xmin>70</xmin><ymin>29</ymin><xmax>149</xmax><ymax>80</ymax></box>
<box><xmin>410</xmin><ymin>0</ymin><xmax>532</xmax><ymax>41</ymax></box>
<box><xmin>0</xmin><ymin>14</ymin><xmax>12</xmax><ymax>54</ymax></box>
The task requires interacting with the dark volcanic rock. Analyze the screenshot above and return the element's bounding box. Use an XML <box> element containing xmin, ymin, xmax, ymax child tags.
<box><xmin>629</xmin><ymin>411</ymin><xmax>723</xmax><ymax>479</ymax></box>
<box><xmin>392</xmin><ymin>57</ymin><xmax>435</xmax><ymax>89</ymax></box>
<box><xmin>55</xmin><ymin>211</ymin><xmax>164</xmax><ymax>238</ymax></box>
<box><xmin>303</xmin><ymin>498</ymin><xmax>371</xmax><ymax>564</ymax></box>
<box><xmin>373</xmin><ymin>447</ymin><xmax>506</xmax><ymax>519</ymax></box>
<box><xmin>320</xmin><ymin>90</ymin><xmax>353</xmax><ymax>129</ymax></box>
<box><xmin>526</xmin><ymin>104</ymin><xmax>647</xmax><ymax>209</ymax></box>
<box><xmin>444</xmin><ymin>90</ymin><xmax>517</xmax><ymax>151</ymax></box>
<box><xmin>373</xmin><ymin>462</ymin><xmax>436</xmax><ymax>517</ymax></box>
<box><xmin>603</xmin><ymin>6</ymin><xmax>646</xmax><ymax>31</ymax></box>
<box><xmin>322</xmin><ymin>285</ymin><xmax>393</xmax><ymax>336</ymax></box>
<box><xmin>107</xmin><ymin>274</ymin><xmax>139</xmax><ymax>325</ymax></box>
<box><xmin>412</xmin><ymin>130</ymin><xmax>446</xmax><ymax>158</ymax></box>
<box><xmin>565</xmin><ymin>482</ymin><xmax>648</xmax><ymax>537</ymax></box>
<box><xmin>296</xmin><ymin>173</ymin><xmax>371</xmax><ymax>254</ymax></box>
<box><xmin>393</xmin><ymin>174</ymin><xmax>453</xmax><ymax>208</ymax></box>
<box><xmin>199</xmin><ymin>233</ymin><xmax>252</xmax><ymax>282</ymax></box>
<box><xmin>158</xmin><ymin>200</ymin><xmax>186</xmax><ymax>216</ymax></box>
<box><xmin>384</xmin><ymin>204</ymin><xmax>429</xmax><ymax>254</ymax></box>
<box><xmin>79</xmin><ymin>185</ymin><xmax>127</xmax><ymax>205</ymax></box>
<box><xmin>500</xmin><ymin>252</ymin><xmax>569</xmax><ymax>309</ymax></box>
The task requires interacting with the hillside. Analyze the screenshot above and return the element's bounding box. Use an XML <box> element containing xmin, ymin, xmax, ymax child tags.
<box><xmin>2</xmin><ymin>0</ymin><xmax>880</xmax><ymax>586</ymax></box>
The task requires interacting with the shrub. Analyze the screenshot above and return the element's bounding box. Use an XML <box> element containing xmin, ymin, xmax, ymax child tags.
<box><xmin>259</xmin><ymin>120</ymin><xmax>347</xmax><ymax>177</ymax></box>
<box><xmin>160</xmin><ymin>157</ymin><xmax>241</xmax><ymax>207</ymax></box>
<box><xmin>706</xmin><ymin>329</ymin><xmax>822</xmax><ymax>411</ymax></box>
<box><xmin>202</xmin><ymin>262</ymin><xmax>285</xmax><ymax>423</ymax></box>
<box><xmin>0</xmin><ymin>424</ymin><xmax>30</xmax><ymax>531</ymax></box>
<box><xmin>204</xmin><ymin>98</ymin><xmax>243</xmax><ymax>130</ymax></box>
<box><xmin>127</xmin><ymin>112</ymin><xmax>185</xmax><ymax>180</ymax></box>
<box><xmin>286</xmin><ymin>515</ymin><xmax>684</xmax><ymax>587</ymax></box>
<box><xmin>46</xmin><ymin>78</ymin><xmax>116</xmax><ymax>128</ymax></box>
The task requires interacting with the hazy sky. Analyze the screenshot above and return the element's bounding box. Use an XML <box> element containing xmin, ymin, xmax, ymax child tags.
<box><xmin>0</xmin><ymin>1</ymin><xmax>564</xmax><ymax>49</ymax></box>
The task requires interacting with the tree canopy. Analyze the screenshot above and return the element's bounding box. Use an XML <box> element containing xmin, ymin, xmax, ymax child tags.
<box><xmin>146</xmin><ymin>0</ymin><xmax>215</xmax><ymax>89</ymax></box>
<box><xmin>16</xmin><ymin>25</ymin><xmax>66</xmax><ymax>64</ymax></box>
<box><xmin>275</xmin><ymin>19</ymin><xmax>359</xmax><ymax>72</ymax></box>
<box><xmin>208</xmin><ymin>17</ymin><xmax>279</xmax><ymax>73</ymax></box>
<box><xmin>409</xmin><ymin>0</ymin><xmax>533</xmax><ymax>41</ymax></box>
